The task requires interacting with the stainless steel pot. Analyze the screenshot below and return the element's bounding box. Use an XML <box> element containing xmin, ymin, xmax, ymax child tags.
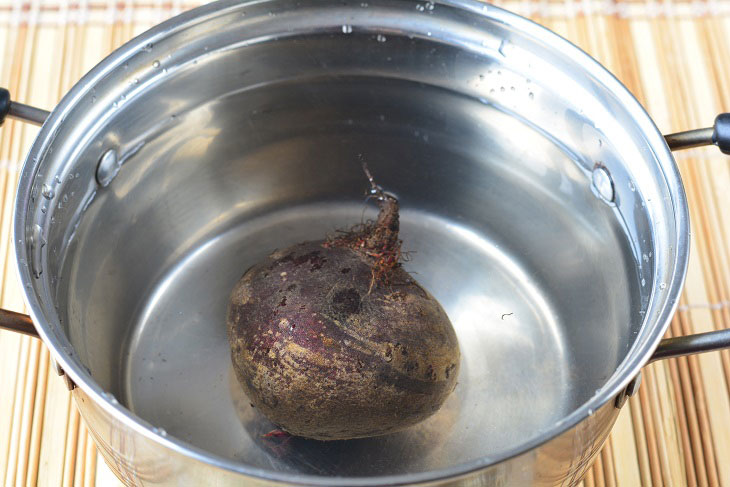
<box><xmin>2</xmin><ymin>1</ymin><xmax>730</xmax><ymax>485</ymax></box>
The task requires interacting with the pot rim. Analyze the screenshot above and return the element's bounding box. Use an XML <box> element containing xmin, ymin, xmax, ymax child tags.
<box><xmin>13</xmin><ymin>0</ymin><xmax>689</xmax><ymax>484</ymax></box>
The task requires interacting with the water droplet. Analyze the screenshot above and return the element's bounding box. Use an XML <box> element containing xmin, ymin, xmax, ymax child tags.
<box><xmin>90</xmin><ymin>96</ymin><xmax>96</xmax><ymax>103</ymax></box>
<box><xmin>426</xmin><ymin>31</ymin><xmax>432</xmax><ymax>37</ymax></box>
<box><xmin>592</xmin><ymin>165</ymin><xmax>615</xmax><ymax>203</ymax></box>
<box><xmin>497</xmin><ymin>70</ymin><xmax>502</xmax><ymax>75</ymax></box>
<box><xmin>425</xmin><ymin>1</ymin><xmax>434</xmax><ymax>10</ymax></box>
<box><xmin>629</xmin><ymin>180</ymin><xmax>636</xmax><ymax>191</ymax></box>
<box><xmin>62</xmin><ymin>194</ymin><xmax>68</xmax><ymax>204</ymax></box>
<box><xmin>588</xmin><ymin>408</ymin><xmax>594</xmax><ymax>416</ymax></box>
<box><xmin>40</xmin><ymin>206</ymin><xmax>47</xmax><ymax>214</ymax></box>
<box><xmin>152</xmin><ymin>60</ymin><xmax>160</xmax><ymax>68</ymax></box>
<box><xmin>641</xmin><ymin>278</ymin><xmax>646</xmax><ymax>287</ymax></box>
<box><xmin>510</xmin><ymin>86</ymin><xmax>515</xmax><ymax>91</ymax></box>
<box><xmin>133</xmin><ymin>78</ymin><xmax>139</xmax><ymax>84</ymax></box>
<box><xmin>416</xmin><ymin>3</ymin><xmax>425</xmax><ymax>11</ymax></box>
<box><xmin>102</xmin><ymin>392</ymin><xmax>119</xmax><ymax>404</ymax></box>
<box><xmin>659</xmin><ymin>282</ymin><xmax>667</xmax><ymax>290</ymax></box>
<box><xmin>481</xmin><ymin>39</ymin><xmax>489</xmax><ymax>47</ymax></box>
<box><xmin>342</xmin><ymin>24</ymin><xmax>352</xmax><ymax>34</ymax></box>
<box><xmin>112</xmin><ymin>101</ymin><xmax>118</xmax><ymax>108</ymax></box>
<box><xmin>528</xmin><ymin>92</ymin><xmax>534</xmax><ymax>99</ymax></box>
<box><xmin>120</xmin><ymin>94</ymin><xmax>126</xmax><ymax>100</ymax></box>
<box><xmin>478</xmin><ymin>74</ymin><xmax>485</xmax><ymax>81</ymax></box>
<box><xmin>360</xmin><ymin>2</ymin><xmax>368</xmax><ymax>6</ymax></box>
<box><xmin>526</xmin><ymin>78</ymin><xmax>531</xmax><ymax>84</ymax></box>
<box><xmin>500</xmin><ymin>86</ymin><xmax>505</xmax><ymax>92</ymax></box>
<box><xmin>123</xmin><ymin>63</ymin><xmax>129</xmax><ymax>70</ymax></box>
<box><xmin>376</xmin><ymin>34</ymin><xmax>387</xmax><ymax>42</ymax></box>
<box><xmin>41</xmin><ymin>184</ymin><xmax>54</xmax><ymax>199</ymax></box>
<box><xmin>55</xmin><ymin>175</ymin><xmax>62</xmax><ymax>184</ymax></box>
<box><xmin>489</xmin><ymin>88</ymin><xmax>495</xmax><ymax>94</ymax></box>
<box><xmin>643</xmin><ymin>253</ymin><xmax>649</xmax><ymax>263</ymax></box>
<box><xmin>96</xmin><ymin>149</ymin><xmax>120</xmax><ymax>187</ymax></box>
<box><xmin>143</xmin><ymin>43</ymin><xmax>153</xmax><ymax>52</ymax></box>
<box><xmin>162</xmin><ymin>68</ymin><xmax>168</xmax><ymax>74</ymax></box>
<box><xmin>30</xmin><ymin>224</ymin><xmax>45</xmax><ymax>279</ymax></box>
<box><xmin>598</xmin><ymin>138</ymin><xmax>603</xmax><ymax>147</ymax></box>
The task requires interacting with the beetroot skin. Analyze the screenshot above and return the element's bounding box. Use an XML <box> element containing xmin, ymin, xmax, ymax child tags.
<box><xmin>227</xmin><ymin>191</ymin><xmax>460</xmax><ymax>441</ymax></box>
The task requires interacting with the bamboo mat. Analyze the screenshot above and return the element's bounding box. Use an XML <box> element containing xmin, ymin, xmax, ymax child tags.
<box><xmin>1</xmin><ymin>1</ymin><xmax>729</xmax><ymax>485</ymax></box>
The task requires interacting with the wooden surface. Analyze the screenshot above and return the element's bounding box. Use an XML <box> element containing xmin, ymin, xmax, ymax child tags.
<box><xmin>1</xmin><ymin>1</ymin><xmax>730</xmax><ymax>485</ymax></box>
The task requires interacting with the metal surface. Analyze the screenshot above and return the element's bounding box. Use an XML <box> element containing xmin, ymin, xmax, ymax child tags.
<box><xmin>10</xmin><ymin>0</ymin><xmax>694</xmax><ymax>485</ymax></box>
<box><xmin>8</xmin><ymin>100</ymin><xmax>50</xmax><ymax>126</ymax></box>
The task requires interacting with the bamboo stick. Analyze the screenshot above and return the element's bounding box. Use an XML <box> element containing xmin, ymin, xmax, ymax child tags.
<box><xmin>669</xmin><ymin>317</ymin><xmax>700</xmax><ymax>487</ymax></box>
<box><xmin>4</xmin><ymin>336</ymin><xmax>30</xmax><ymax>487</ymax></box>
<box><xmin>637</xmin><ymin>367</ymin><xmax>663</xmax><ymax>485</ymax></box>
<box><xmin>609</xmin><ymin>407</ymin><xmax>642</xmax><ymax>485</ymax></box>
<box><xmin>592</xmin><ymin>451</ymin><xmax>605</xmax><ymax>487</ymax></box>
<box><xmin>15</xmin><ymin>338</ymin><xmax>41</xmax><ymax>485</ymax></box>
<box><xmin>628</xmin><ymin>396</ymin><xmax>653</xmax><ymax>486</ymax></box>
<box><xmin>73</xmin><ymin>422</ymin><xmax>87</xmax><ymax>487</ymax></box>
<box><xmin>583</xmin><ymin>465</ymin><xmax>595</xmax><ymax>487</ymax></box>
<box><xmin>62</xmin><ymin>407</ymin><xmax>80</xmax><ymax>487</ymax></box>
<box><xmin>26</xmin><ymin>347</ymin><xmax>50</xmax><ymax>487</ymax></box>
<box><xmin>599</xmin><ymin>438</ymin><xmax>617</xmax><ymax>487</ymax></box>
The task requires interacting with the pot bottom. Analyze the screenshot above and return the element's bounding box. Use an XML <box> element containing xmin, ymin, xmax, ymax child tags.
<box><xmin>121</xmin><ymin>203</ymin><xmax>576</xmax><ymax>477</ymax></box>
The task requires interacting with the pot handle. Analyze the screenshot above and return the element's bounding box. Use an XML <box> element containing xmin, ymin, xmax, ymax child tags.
<box><xmin>653</xmin><ymin>115</ymin><xmax>730</xmax><ymax>360</ymax></box>
<box><xmin>650</xmin><ymin>328</ymin><xmax>730</xmax><ymax>362</ymax></box>
<box><xmin>0</xmin><ymin>88</ymin><xmax>50</xmax><ymax>126</ymax></box>
<box><xmin>664</xmin><ymin>113</ymin><xmax>730</xmax><ymax>153</ymax></box>
<box><xmin>0</xmin><ymin>308</ymin><xmax>39</xmax><ymax>337</ymax></box>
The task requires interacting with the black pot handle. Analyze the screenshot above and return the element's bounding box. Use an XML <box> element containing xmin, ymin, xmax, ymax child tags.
<box><xmin>665</xmin><ymin>113</ymin><xmax>730</xmax><ymax>154</ymax></box>
<box><xmin>651</xmin><ymin>115</ymin><xmax>730</xmax><ymax>361</ymax></box>
<box><xmin>651</xmin><ymin>328</ymin><xmax>730</xmax><ymax>362</ymax></box>
<box><xmin>0</xmin><ymin>88</ymin><xmax>50</xmax><ymax>126</ymax></box>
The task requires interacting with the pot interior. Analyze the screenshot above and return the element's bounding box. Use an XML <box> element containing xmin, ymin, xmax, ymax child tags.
<box><xmin>21</xmin><ymin>0</ymin><xmax>682</xmax><ymax>479</ymax></box>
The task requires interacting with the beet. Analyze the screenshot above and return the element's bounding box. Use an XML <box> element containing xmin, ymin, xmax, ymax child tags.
<box><xmin>227</xmin><ymin>171</ymin><xmax>460</xmax><ymax>440</ymax></box>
